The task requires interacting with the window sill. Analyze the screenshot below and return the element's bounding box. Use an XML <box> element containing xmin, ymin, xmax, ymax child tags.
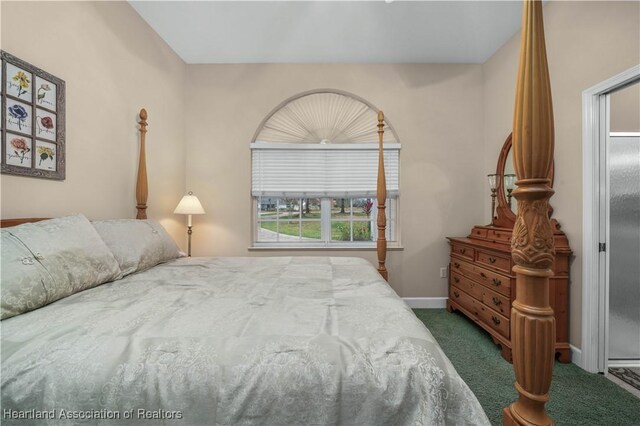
<box><xmin>248</xmin><ymin>243</ymin><xmax>404</xmax><ymax>252</ymax></box>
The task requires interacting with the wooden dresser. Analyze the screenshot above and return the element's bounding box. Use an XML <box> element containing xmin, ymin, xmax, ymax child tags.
<box><xmin>447</xmin><ymin>224</ymin><xmax>572</xmax><ymax>363</ymax></box>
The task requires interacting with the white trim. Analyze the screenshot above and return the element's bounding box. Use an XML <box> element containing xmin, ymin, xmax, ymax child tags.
<box><xmin>582</xmin><ymin>64</ymin><xmax>640</xmax><ymax>374</ymax></box>
<box><xmin>609</xmin><ymin>132</ymin><xmax>640</xmax><ymax>137</ymax></box>
<box><xmin>402</xmin><ymin>297</ymin><xmax>447</xmax><ymax>309</ymax></box>
<box><xmin>607</xmin><ymin>359</ymin><xmax>640</xmax><ymax>369</ymax></box>
<box><xmin>570</xmin><ymin>345</ymin><xmax>583</xmax><ymax>369</ymax></box>
<box><xmin>248</xmin><ymin>244</ymin><xmax>404</xmax><ymax>251</ymax></box>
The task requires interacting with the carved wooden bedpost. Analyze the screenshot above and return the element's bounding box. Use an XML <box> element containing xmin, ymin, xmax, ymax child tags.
<box><xmin>136</xmin><ymin>109</ymin><xmax>148</xmax><ymax>219</ymax></box>
<box><xmin>503</xmin><ymin>1</ymin><xmax>556</xmax><ymax>425</ymax></box>
<box><xmin>377</xmin><ymin>111</ymin><xmax>388</xmax><ymax>280</ymax></box>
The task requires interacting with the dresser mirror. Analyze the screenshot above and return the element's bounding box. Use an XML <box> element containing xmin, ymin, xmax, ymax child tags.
<box><xmin>492</xmin><ymin>133</ymin><xmax>554</xmax><ymax>228</ymax></box>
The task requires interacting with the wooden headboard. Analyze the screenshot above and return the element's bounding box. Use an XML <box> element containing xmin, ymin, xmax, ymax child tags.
<box><xmin>0</xmin><ymin>218</ymin><xmax>49</xmax><ymax>228</ymax></box>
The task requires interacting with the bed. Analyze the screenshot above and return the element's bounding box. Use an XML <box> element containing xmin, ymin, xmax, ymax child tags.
<box><xmin>1</xmin><ymin>251</ymin><xmax>488</xmax><ymax>425</ymax></box>
<box><xmin>2</xmin><ymin>2</ymin><xmax>560</xmax><ymax>424</ymax></box>
<box><xmin>1</xmin><ymin>108</ymin><xmax>489</xmax><ymax>424</ymax></box>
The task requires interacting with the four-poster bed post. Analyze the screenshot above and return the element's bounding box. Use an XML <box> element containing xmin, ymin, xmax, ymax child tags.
<box><xmin>504</xmin><ymin>0</ymin><xmax>557</xmax><ymax>425</ymax></box>
<box><xmin>377</xmin><ymin>111</ymin><xmax>388</xmax><ymax>281</ymax></box>
<box><xmin>136</xmin><ymin>108</ymin><xmax>148</xmax><ymax>220</ymax></box>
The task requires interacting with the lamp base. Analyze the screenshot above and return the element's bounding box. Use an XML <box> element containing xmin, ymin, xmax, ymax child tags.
<box><xmin>187</xmin><ymin>226</ymin><xmax>193</xmax><ymax>257</ymax></box>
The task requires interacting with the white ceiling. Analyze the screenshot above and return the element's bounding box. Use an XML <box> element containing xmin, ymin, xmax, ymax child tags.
<box><xmin>129</xmin><ymin>1</ymin><xmax>526</xmax><ymax>64</ymax></box>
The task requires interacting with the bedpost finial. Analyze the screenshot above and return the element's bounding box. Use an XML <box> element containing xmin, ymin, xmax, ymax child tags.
<box><xmin>139</xmin><ymin>109</ymin><xmax>148</xmax><ymax>134</ymax></box>
<box><xmin>378</xmin><ymin>110</ymin><xmax>384</xmax><ymax>123</ymax></box>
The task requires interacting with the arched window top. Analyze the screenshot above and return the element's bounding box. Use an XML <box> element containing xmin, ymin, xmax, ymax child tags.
<box><xmin>252</xmin><ymin>89</ymin><xmax>399</xmax><ymax>144</ymax></box>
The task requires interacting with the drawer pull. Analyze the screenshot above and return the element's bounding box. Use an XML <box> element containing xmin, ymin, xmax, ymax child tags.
<box><xmin>453</xmin><ymin>291</ymin><xmax>460</xmax><ymax>298</ymax></box>
<box><xmin>492</xmin><ymin>316</ymin><xmax>501</xmax><ymax>325</ymax></box>
<box><xmin>454</xmin><ymin>262</ymin><xmax>460</xmax><ymax>269</ymax></box>
<box><xmin>460</xmin><ymin>248</ymin><xmax>466</xmax><ymax>254</ymax></box>
<box><xmin>489</xmin><ymin>257</ymin><xmax>497</xmax><ymax>264</ymax></box>
<box><xmin>480</xmin><ymin>272</ymin><xmax>487</xmax><ymax>278</ymax></box>
<box><xmin>492</xmin><ymin>278</ymin><xmax>502</xmax><ymax>287</ymax></box>
<box><xmin>454</xmin><ymin>277</ymin><xmax>460</xmax><ymax>283</ymax></box>
<box><xmin>492</xmin><ymin>297</ymin><xmax>502</xmax><ymax>306</ymax></box>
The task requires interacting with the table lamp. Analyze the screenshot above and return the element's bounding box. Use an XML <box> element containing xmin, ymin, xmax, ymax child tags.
<box><xmin>174</xmin><ymin>191</ymin><xmax>205</xmax><ymax>256</ymax></box>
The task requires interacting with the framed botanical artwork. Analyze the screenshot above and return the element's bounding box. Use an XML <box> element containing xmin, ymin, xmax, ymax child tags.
<box><xmin>1</xmin><ymin>51</ymin><xmax>65</xmax><ymax>180</ymax></box>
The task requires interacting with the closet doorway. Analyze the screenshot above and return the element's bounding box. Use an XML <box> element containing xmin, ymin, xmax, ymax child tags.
<box><xmin>582</xmin><ymin>65</ymin><xmax>640</xmax><ymax>379</ymax></box>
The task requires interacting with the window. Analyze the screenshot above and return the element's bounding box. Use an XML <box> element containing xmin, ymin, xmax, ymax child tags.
<box><xmin>255</xmin><ymin>197</ymin><xmax>397</xmax><ymax>246</ymax></box>
<box><xmin>250</xmin><ymin>90</ymin><xmax>400</xmax><ymax>249</ymax></box>
<box><xmin>251</xmin><ymin>142</ymin><xmax>399</xmax><ymax>248</ymax></box>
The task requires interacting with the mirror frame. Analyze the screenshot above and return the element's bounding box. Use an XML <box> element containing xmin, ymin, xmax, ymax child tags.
<box><xmin>493</xmin><ymin>133</ymin><xmax>554</xmax><ymax>228</ymax></box>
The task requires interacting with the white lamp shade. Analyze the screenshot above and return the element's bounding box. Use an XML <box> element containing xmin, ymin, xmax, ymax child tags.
<box><xmin>174</xmin><ymin>193</ymin><xmax>205</xmax><ymax>215</ymax></box>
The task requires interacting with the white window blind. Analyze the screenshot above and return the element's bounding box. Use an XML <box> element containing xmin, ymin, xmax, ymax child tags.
<box><xmin>251</xmin><ymin>142</ymin><xmax>400</xmax><ymax>198</ymax></box>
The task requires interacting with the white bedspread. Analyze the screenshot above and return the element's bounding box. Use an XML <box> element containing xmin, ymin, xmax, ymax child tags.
<box><xmin>1</xmin><ymin>256</ymin><xmax>489</xmax><ymax>425</ymax></box>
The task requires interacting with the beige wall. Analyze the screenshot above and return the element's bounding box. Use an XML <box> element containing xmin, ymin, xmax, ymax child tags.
<box><xmin>611</xmin><ymin>82</ymin><xmax>640</xmax><ymax>132</ymax></box>
<box><xmin>0</xmin><ymin>1</ymin><xmax>186</xmax><ymax>239</ymax></box>
<box><xmin>3</xmin><ymin>0</ymin><xmax>637</xmax><ymax>350</ymax></box>
<box><xmin>185</xmin><ymin>64</ymin><xmax>485</xmax><ymax>297</ymax></box>
<box><xmin>483</xmin><ymin>1</ymin><xmax>640</xmax><ymax>348</ymax></box>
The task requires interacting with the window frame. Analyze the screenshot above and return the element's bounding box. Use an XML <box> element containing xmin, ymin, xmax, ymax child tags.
<box><xmin>251</xmin><ymin>196</ymin><xmax>401</xmax><ymax>250</ymax></box>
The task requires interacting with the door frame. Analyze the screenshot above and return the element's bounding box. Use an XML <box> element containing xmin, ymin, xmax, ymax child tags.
<box><xmin>582</xmin><ymin>64</ymin><xmax>640</xmax><ymax>373</ymax></box>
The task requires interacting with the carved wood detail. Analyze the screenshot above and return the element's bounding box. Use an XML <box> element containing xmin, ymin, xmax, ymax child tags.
<box><xmin>511</xmin><ymin>197</ymin><xmax>555</xmax><ymax>269</ymax></box>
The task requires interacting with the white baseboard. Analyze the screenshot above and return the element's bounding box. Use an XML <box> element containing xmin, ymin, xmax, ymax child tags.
<box><xmin>570</xmin><ymin>345</ymin><xmax>582</xmax><ymax>369</ymax></box>
<box><xmin>403</xmin><ymin>297</ymin><xmax>447</xmax><ymax>309</ymax></box>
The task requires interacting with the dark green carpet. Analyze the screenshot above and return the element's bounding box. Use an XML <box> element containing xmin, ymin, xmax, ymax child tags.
<box><xmin>413</xmin><ymin>309</ymin><xmax>640</xmax><ymax>426</ymax></box>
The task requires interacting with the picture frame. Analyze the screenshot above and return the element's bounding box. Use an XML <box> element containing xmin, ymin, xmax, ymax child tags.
<box><xmin>1</xmin><ymin>50</ymin><xmax>65</xmax><ymax>180</ymax></box>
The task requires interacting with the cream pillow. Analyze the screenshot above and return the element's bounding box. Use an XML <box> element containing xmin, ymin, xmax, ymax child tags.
<box><xmin>5</xmin><ymin>214</ymin><xmax>123</xmax><ymax>308</ymax></box>
<box><xmin>1</xmin><ymin>231</ymin><xmax>53</xmax><ymax>319</ymax></box>
<box><xmin>92</xmin><ymin>219</ymin><xmax>181</xmax><ymax>276</ymax></box>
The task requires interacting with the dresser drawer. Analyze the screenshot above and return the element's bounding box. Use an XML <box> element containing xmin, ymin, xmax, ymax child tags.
<box><xmin>477</xmin><ymin>303</ymin><xmax>510</xmax><ymax>339</ymax></box>
<box><xmin>480</xmin><ymin>285</ymin><xmax>511</xmax><ymax>317</ymax></box>
<box><xmin>476</xmin><ymin>250</ymin><xmax>511</xmax><ymax>273</ymax></box>
<box><xmin>470</xmin><ymin>227</ymin><xmax>488</xmax><ymax>239</ymax></box>
<box><xmin>486</xmin><ymin>228</ymin><xmax>511</xmax><ymax>244</ymax></box>
<box><xmin>449</xmin><ymin>285</ymin><xmax>479</xmax><ymax>317</ymax></box>
<box><xmin>451</xmin><ymin>242</ymin><xmax>474</xmax><ymax>261</ymax></box>
<box><xmin>457</xmin><ymin>261</ymin><xmax>511</xmax><ymax>297</ymax></box>
<box><xmin>450</xmin><ymin>259</ymin><xmax>465</xmax><ymax>273</ymax></box>
<box><xmin>451</xmin><ymin>271</ymin><xmax>483</xmax><ymax>301</ymax></box>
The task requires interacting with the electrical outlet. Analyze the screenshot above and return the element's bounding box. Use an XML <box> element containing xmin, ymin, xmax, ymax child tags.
<box><xmin>439</xmin><ymin>267</ymin><xmax>448</xmax><ymax>278</ymax></box>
